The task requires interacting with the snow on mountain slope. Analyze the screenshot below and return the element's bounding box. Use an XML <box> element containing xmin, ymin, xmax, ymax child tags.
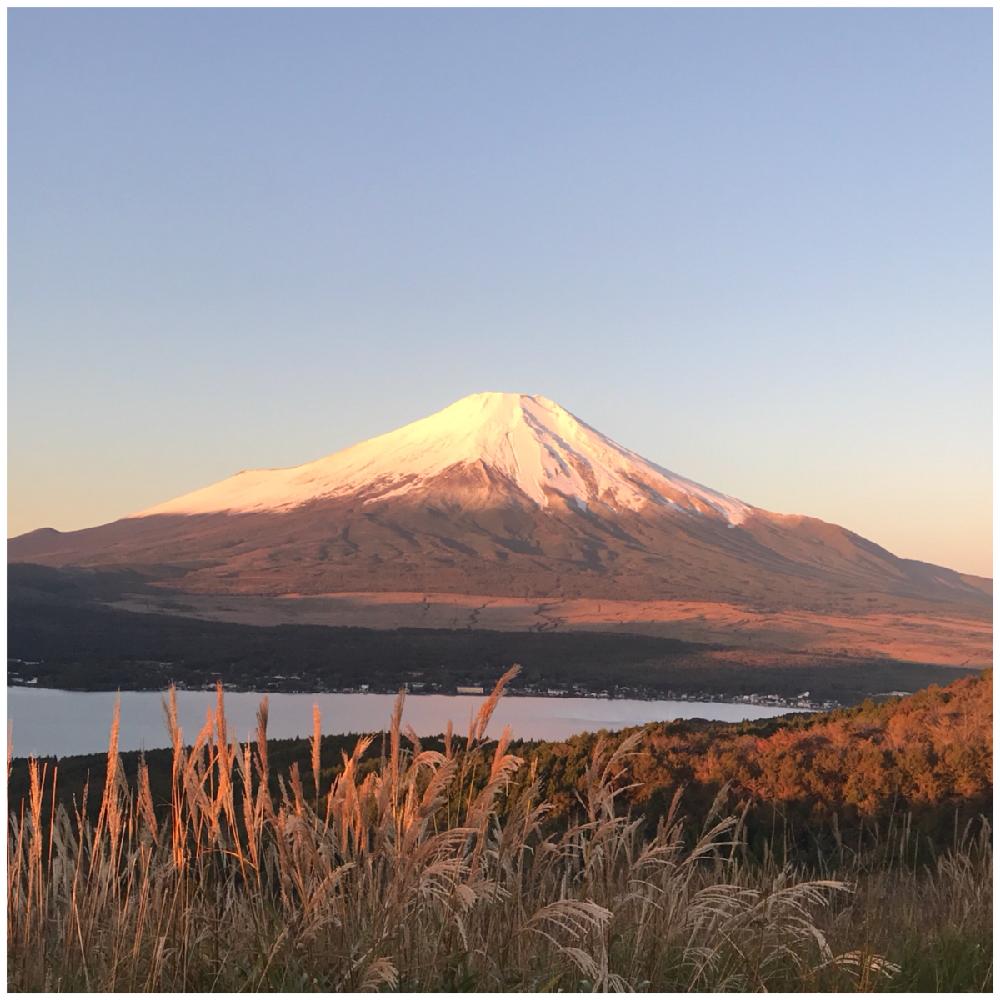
<box><xmin>137</xmin><ymin>392</ymin><xmax>753</xmax><ymax>524</ymax></box>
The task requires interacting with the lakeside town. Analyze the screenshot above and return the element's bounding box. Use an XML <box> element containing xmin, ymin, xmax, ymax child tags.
<box><xmin>9</xmin><ymin>657</ymin><xmax>842</xmax><ymax>711</ymax></box>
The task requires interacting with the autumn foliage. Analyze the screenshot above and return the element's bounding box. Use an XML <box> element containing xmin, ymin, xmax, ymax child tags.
<box><xmin>523</xmin><ymin>672</ymin><xmax>992</xmax><ymax>847</ymax></box>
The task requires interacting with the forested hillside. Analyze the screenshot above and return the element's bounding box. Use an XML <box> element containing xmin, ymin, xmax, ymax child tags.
<box><xmin>521</xmin><ymin>671</ymin><xmax>991</xmax><ymax>851</ymax></box>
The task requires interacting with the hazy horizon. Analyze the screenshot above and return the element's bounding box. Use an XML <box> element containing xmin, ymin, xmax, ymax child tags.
<box><xmin>8</xmin><ymin>9</ymin><xmax>992</xmax><ymax>576</ymax></box>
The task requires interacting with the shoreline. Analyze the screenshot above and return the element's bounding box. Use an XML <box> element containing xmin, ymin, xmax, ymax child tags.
<box><xmin>6</xmin><ymin>679</ymin><xmax>846</xmax><ymax>713</ymax></box>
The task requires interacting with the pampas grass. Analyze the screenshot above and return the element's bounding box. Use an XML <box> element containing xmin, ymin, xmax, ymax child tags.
<box><xmin>7</xmin><ymin>677</ymin><xmax>987</xmax><ymax>992</ymax></box>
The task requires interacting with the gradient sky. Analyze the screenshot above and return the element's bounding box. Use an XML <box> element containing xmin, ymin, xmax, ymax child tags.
<box><xmin>8</xmin><ymin>9</ymin><xmax>992</xmax><ymax>576</ymax></box>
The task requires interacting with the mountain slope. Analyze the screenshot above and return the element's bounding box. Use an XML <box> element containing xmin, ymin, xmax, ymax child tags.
<box><xmin>8</xmin><ymin>392</ymin><xmax>990</xmax><ymax>614</ymax></box>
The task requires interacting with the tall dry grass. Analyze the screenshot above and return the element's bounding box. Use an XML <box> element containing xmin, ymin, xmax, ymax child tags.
<box><xmin>6</xmin><ymin>671</ymin><xmax>961</xmax><ymax>992</ymax></box>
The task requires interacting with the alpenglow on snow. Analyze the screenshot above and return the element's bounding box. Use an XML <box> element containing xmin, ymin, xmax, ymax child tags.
<box><xmin>137</xmin><ymin>392</ymin><xmax>753</xmax><ymax>523</ymax></box>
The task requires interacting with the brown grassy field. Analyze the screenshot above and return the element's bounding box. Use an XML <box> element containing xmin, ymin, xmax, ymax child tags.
<box><xmin>7</xmin><ymin>671</ymin><xmax>992</xmax><ymax>992</ymax></box>
<box><xmin>112</xmin><ymin>589</ymin><xmax>992</xmax><ymax>667</ymax></box>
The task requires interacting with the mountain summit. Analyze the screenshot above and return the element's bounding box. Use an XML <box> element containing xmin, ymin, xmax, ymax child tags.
<box><xmin>8</xmin><ymin>392</ymin><xmax>990</xmax><ymax>612</ymax></box>
<box><xmin>139</xmin><ymin>392</ymin><xmax>751</xmax><ymax>523</ymax></box>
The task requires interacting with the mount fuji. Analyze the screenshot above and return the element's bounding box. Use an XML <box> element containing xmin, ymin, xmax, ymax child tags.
<box><xmin>9</xmin><ymin>392</ymin><xmax>990</xmax><ymax>617</ymax></box>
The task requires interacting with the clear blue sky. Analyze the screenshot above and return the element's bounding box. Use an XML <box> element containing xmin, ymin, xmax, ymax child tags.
<box><xmin>8</xmin><ymin>9</ymin><xmax>992</xmax><ymax>575</ymax></box>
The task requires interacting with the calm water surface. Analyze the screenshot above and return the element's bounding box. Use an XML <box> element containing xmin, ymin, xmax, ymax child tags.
<box><xmin>7</xmin><ymin>688</ymin><xmax>807</xmax><ymax>759</ymax></box>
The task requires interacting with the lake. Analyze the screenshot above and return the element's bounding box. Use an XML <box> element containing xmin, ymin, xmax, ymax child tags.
<box><xmin>7</xmin><ymin>687</ymin><xmax>808</xmax><ymax>759</ymax></box>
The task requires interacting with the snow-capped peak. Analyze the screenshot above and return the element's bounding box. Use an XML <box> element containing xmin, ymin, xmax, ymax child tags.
<box><xmin>135</xmin><ymin>391</ymin><xmax>753</xmax><ymax>524</ymax></box>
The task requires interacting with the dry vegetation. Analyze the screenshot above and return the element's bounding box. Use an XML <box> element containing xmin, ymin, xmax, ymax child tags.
<box><xmin>7</xmin><ymin>670</ymin><xmax>992</xmax><ymax>992</ymax></box>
